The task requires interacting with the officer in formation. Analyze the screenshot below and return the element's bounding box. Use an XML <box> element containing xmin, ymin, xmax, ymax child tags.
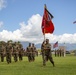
<box><xmin>26</xmin><ymin>43</ymin><xmax>32</xmax><ymax>62</ymax></box>
<box><xmin>31</xmin><ymin>43</ymin><xmax>36</xmax><ymax>61</ymax></box>
<box><xmin>13</xmin><ymin>43</ymin><xmax>18</xmax><ymax>62</ymax></box>
<box><xmin>0</xmin><ymin>42</ymin><xmax>5</xmax><ymax>62</ymax></box>
<box><xmin>26</xmin><ymin>43</ymin><xmax>37</xmax><ymax>62</ymax></box>
<box><xmin>0</xmin><ymin>40</ymin><xmax>24</xmax><ymax>64</ymax></box>
<box><xmin>18</xmin><ymin>42</ymin><xmax>24</xmax><ymax>61</ymax></box>
<box><xmin>41</xmin><ymin>39</ymin><xmax>55</xmax><ymax>66</ymax></box>
<box><xmin>6</xmin><ymin>41</ymin><xmax>12</xmax><ymax>64</ymax></box>
<box><xmin>55</xmin><ymin>49</ymin><xmax>64</xmax><ymax>57</ymax></box>
<box><xmin>12</xmin><ymin>41</ymin><xmax>24</xmax><ymax>62</ymax></box>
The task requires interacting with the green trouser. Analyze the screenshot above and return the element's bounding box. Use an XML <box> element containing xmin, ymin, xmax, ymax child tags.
<box><xmin>14</xmin><ymin>53</ymin><xmax>18</xmax><ymax>62</ymax></box>
<box><xmin>32</xmin><ymin>53</ymin><xmax>35</xmax><ymax>61</ymax></box>
<box><xmin>42</xmin><ymin>52</ymin><xmax>46</xmax><ymax>66</ymax></box>
<box><xmin>42</xmin><ymin>52</ymin><xmax>54</xmax><ymax>66</ymax></box>
<box><xmin>19</xmin><ymin>53</ymin><xmax>23</xmax><ymax>61</ymax></box>
<box><xmin>28</xmin><ymin>53</ymin><xmax>32</xmax><ymax>62</ymax></box>
<box><xmin>0</xmin><ymin>53</ymin><xmax>4</xmax><ymax>62</ymax></box>
<box><xmin>6</xmin><ymin>53</ymin><xmax>11</xmax><ymax>64</ymax></box>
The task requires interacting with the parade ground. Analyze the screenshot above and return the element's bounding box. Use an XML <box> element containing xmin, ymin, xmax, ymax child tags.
<box><xmin>0</xmin><ymin>54</ymin><xmax>76</xmax><ymax>75</ymax></box>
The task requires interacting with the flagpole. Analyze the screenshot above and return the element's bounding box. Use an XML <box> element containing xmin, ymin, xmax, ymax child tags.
<box><xmin>44</xmin><ymin>4</ymin><xmax>46</xmax><ymax>42</ymax></box>
<box><xmin>44</xmin><ymin>29</ymin><xmax>45</xmax><ymax>41</ymax></box>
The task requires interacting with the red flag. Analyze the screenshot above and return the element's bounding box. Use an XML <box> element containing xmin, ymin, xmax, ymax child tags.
<box><xmin>53</xmin><ymin>41</ymin><xmax>58</xmax><ymax>48</ymax></box>
<box><xmin>41</xmin><ymin>5</ymin><xmax>54</xmax><ymax>34</ymax></box>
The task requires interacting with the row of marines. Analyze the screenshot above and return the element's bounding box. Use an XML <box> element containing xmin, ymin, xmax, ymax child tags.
<box><xmin>0</xmin><ymin>39</ymin><xmax>54</xmax><ymax>66</ymax></box>
<box><xmin>55</xmin><ymin>49</ymin><xmax>65</xmax><ymax>57</ymax></box>
<box><xmin>0</xmin><ymin>41</ymin><xmax>37</xmax><ymax>64</ymax></box>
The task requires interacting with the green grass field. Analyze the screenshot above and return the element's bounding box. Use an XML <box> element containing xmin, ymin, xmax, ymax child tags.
<box><xmin>0</xmin><ymin>54</ymin><xmax>76</xmax><ymax>75</ymax></box>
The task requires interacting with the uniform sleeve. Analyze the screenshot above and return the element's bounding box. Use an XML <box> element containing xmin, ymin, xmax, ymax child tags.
<box><xmin>48</xmin><ymin>44</ymin><xmax>51</xmax><ymax>49</ymax></box>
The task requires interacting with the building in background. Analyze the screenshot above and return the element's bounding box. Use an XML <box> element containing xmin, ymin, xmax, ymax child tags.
<box><xmin>59</xmin><ymin>46</ymin><xmax>66</xmax><ymax>57</ymax></box>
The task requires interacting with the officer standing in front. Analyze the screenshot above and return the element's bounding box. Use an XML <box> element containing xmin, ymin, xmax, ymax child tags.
<box><xmin>41</xmin><ymin>39</ymin><xmax>55</xmax><ymax>66</ymax></box>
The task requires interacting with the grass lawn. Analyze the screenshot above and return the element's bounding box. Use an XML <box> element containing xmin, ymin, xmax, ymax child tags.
<box><xmin>0</xmin><ymin>54</ymin><xmax>76</xmax><ymax>75</ymax></box>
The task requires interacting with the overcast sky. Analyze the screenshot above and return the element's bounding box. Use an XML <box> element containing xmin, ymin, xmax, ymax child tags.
<box><xmin>0</xmin><ymin>0</ymin><xmax>76</xmax><ymax>44</ymax></box>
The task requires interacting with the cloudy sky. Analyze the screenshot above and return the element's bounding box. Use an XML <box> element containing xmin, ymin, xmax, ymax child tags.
<box><xmin>0</xmin><ymin>0</ymin><xmax>76</xmax><ymax>44</ymax></box>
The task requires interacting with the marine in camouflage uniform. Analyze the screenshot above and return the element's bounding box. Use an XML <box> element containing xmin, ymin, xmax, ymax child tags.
<box><xmin>26</xmin><ymin>43</ymin><xmax>32</xmax><ymax>62</ymax></box>
<box><xmin>0</xmin><ymin>42</ymin><xmax>4</xmax><ymax>62</ymax></box>
<box><xmin>57</xmin><ymin>49</ymin><xmax>59</xmax><ymax>57</ymax></box>
<box><xmin>18</xmin><ymin>43</ymin><xmax>23</xmax><ymax>61</ymax></box>
<box><xmin>41</xmin><ymin>39</ymin><xmax>55</xmax><ymax>66</ymax></box>
<box><xmin>31</xmin><ymin>43</ymin><xmax>36</xmax><ymax>61</ymax></box>
<box><xmin>13</xmin><ymin>43</ymin><xmax>18</xmax><ymax>62</ymax></box>
<box><xmin>6</xmin><ymin>42</ymin><xmax>12</xmax><ymax>64</ymax></box>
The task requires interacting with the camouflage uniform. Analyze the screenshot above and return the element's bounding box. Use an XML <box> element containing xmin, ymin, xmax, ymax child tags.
<box><xmin>13</xmin><ymin>44</ymin><xmax>18</xmax><ymax>62</ymax></box>
<box><xmin>26</xmin><ymin>43</ymin><xmax>32</xmax><ymax>62</ymax></box>
<box><xmin>31</xmin><ymin>43</ymin><xmax>36</xmax><ymax>61</ymax></box>
<box><xmin>41</xmin><ymin>41</ymin><xmax>46</xmax><ymax>65</ymax></box>
<box><xmin>18</xmin><ymin>43</ymin><xmax>23</xmax><ymax>61</ymax></box>
<box><xmin>6</xmin><ymin>42</ymin><xmax>12</xmax><ymax>64</ymax></box>
<box><xmin>42</xmin><ymin>39</ymin><xmax>55</xmax><ymax>66</ymax></box>
<box><xmin>0</xmin><ymin>43</ymin><xmax>4</xmax><ymax>62</ymax></box>
<box><xmin>57</xmin><ymin>49</ymin><xmax>59</xmax><ymax>57</ymax></box>
<box><xmin>18</xmin><ymin>48</ymin><xmax>23</xmax><ymax>61</ymax></box>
